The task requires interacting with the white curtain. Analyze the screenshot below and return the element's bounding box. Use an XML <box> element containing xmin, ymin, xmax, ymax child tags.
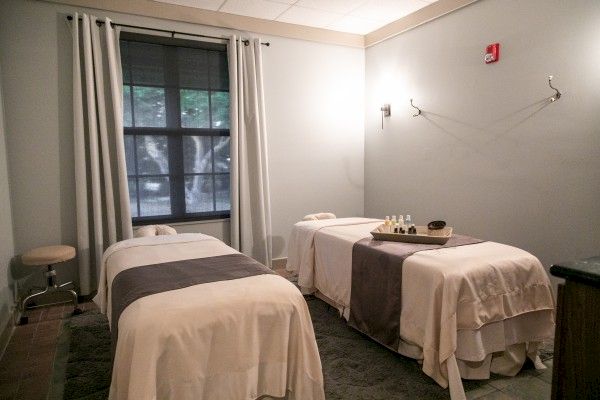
<box><xmin>72</xmin><ymin>13</ymin><xmax>133</xmax><ymax>295</ymax></box>
<box><xmin>228</xmin><ymin>37</ymin><xmax>273</xmax><ymax>267</ymax></box>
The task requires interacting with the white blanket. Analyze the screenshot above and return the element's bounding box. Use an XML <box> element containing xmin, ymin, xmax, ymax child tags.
<box><xmin>287</xmin><ymin>218</ymin><xmax>381</xmax><ymax>291</ymax></box>
<box><xmin>287</xmin><ymin>219</ymin><xmax>555</xmax><ymax>400</ymax></box>
<box><xmin>94</xmin><ymin>233</ymin><xmax>325</xmax><ymax>400</ymax></box>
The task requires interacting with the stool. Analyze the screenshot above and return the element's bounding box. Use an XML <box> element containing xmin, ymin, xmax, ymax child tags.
<box><xmin>20</xmin><ymin>245</ymin><xmax>82</xmax><ymax>324</ymax></box>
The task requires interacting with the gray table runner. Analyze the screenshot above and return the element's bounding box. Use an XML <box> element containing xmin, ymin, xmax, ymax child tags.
<box><xmin>348</xmin><ymin>234</ymin><xmax>484</xmax><ymax>350</ymax></box>
<box><xmin>110</xmin><ymin>253</ymin><xmax>274</xmax><ymax>356</ymax></box>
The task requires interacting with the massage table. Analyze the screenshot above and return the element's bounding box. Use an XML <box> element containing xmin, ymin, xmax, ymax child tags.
<box><xmin>286</xmin><ymin>217</ymin><xmax>555</xmax><ymax>400</ymax></box>
<box><xmin>94</xmin><ymin>233</ymin><xmax>325</xmax><ymax>400</ymax></box>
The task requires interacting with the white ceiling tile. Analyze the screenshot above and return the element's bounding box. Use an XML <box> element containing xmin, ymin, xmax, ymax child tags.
<box><xmin>295</xmin><ymin>0</ymin><xmax>368</xmax><ymax>14</ymax></box>
<box><xmin>327</xmin><ymin>15</ymin><xmax>383</xmax><ymax>34</ymax></box>
<box><xmin>276</xmin><ymin>6</ymin><xmax>341</xmax><ymax>28</ymax></box>
<box><xmin>153</xmin><ymin>0</ymin><xmax>226</xmax><ymax>11</ymax></box>
<box><xmin>154</xmin><ymin>0</ymin><xmax>439</xmax><ymax>34</ymax></box>
<box><xmin>267</xmin><ymin>0</ymin><xmax>297</xmax><ymax>4</ymax></box>
<box><xmin>219</xmin><ymin>0</ymin><xmax>290</xmax><ymax>19</ymax></box>
<box><xmin>349</xmin><ymin>0</ymin><xmax>429</xmax><ymax>22</ymax></box>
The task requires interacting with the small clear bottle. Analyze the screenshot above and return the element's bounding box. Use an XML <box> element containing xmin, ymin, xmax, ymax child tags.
<box><xmin>384</xmin><ymin>216</ymin><xmax>390</xmax><ymax>232</ymax></box>
<box><xmin>406</xmin><ymin>214</ymin><xmax>415</xmax><ymax>234</ymax></box>
<box><xmin>398</xmin><ymin>215</ymin><xmax>405</xmax><ymax>233</ymax></box>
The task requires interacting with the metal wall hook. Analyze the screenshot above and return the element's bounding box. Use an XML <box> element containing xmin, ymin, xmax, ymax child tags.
<box><xmin>548</xmin><ymin>75</ymin><xmax>562</xmax><ymax>102</ymax></box>
<box><xmin>410</xmin><ymin>99</ymin><xmax>422</xmax><ymax>117</ymax></box>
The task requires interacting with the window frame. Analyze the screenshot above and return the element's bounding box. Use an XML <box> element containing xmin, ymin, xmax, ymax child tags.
<box><xmin>120</xmin><ymin>32</ymin><xmax>231</xmax><ymax>226</ymax></box>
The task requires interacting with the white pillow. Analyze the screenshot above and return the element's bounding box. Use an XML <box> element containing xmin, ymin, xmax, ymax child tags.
<box><xmin>135</xmin><ymin>225</ymin><xmax>157</xmax><ymax>238</ymax></box>
<box><xmin>156</xmin><ymin>225</ymin><xmax>177</xmax><ymax>235</ymax></box>
<box><xmin>302</xmin><ymin>212</ymin><xmax>336</xmax><ymax>221</ymax></box>
<box><xmin>134</xmin><ymin>224</ymin><xmax>178</xmax><ymax>238</ymax></box>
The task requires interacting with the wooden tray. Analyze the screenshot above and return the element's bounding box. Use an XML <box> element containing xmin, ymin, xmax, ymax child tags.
<box><xmin>370</xmin><ymin>225</ymin><xmax>453</xmax><ymax>245</ymax></box>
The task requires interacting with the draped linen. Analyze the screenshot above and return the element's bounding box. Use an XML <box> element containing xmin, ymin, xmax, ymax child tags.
<box><xmin>228</xmin><ymin>36</ymin><xmax>273</xmax><ymax>267</ymax></box>
<box><xmin>72</xmin><ymin>13</ymin><xmax>133</xmax><ymax>295</ymax></box>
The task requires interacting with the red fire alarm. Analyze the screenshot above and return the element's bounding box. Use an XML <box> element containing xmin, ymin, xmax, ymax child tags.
<box><xmin>485</xmin><ymin>43</ymin><xmax>500</xmax><ymax>64</ymax></box>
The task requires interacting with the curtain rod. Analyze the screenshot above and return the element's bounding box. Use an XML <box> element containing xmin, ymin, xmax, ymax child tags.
<box><xmin>66</xmin><ymin>15</ymin><xmax>270</xmax><ymax>46</ymax></box>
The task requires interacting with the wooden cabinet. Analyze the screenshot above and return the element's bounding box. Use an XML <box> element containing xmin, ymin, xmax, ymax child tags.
<box><xmin>550</xmin><ymin>257</ymin><xmax>600</xmax><ymax>400</ymax></box>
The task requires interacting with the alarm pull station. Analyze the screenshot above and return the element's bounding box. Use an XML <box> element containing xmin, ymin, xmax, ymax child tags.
<box><xmin>485</xmin><ymin>43</ymin><xmax>500</xmax><ymax>64</ymax></box>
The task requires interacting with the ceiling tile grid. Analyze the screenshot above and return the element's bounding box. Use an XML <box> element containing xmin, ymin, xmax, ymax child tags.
<box><xmin>327</xmin><ymin>14</ymin><xmax>383</xmax><ymax>35</ymax></box>
<box><xmin>348</xmin><ymin>0</ymin><xmax>432</xmax><ymax>25</ymax></box>
<box><xmin>153</xmin><ymin>0</ymin><xmax>438</xmax><ymax>34</ymax></box>
<box><xmin>219</xmin><ymin>0</ymin><xmax>290</xmax><ymax>19</ymax></box>
<box><xmin>155</xmin><ymin>0</ymin><xmax>225</xmax><ymax>11</ymax></box>
<box><xmin>276</xmin><ymin>5</ymin><xmax>341</xmax><ymax>28</ymax></box>
<box><xmin>295</xmin><ymin>0</ymin><xmax>368</xmax><ymax>14</ymax></box>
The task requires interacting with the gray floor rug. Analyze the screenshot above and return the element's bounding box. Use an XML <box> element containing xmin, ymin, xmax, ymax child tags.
<box><xmin>50</xmin><ymin>311</ymin><xmax>112</xmax><ymax>400</ymax></box>
<box><xmin>51</xmin><ymin>297</ymin><xmax>552</xmax><ymax>399</ymax></box>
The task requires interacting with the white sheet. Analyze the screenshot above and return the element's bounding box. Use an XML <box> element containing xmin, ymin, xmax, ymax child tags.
<box><xmin>287</xmin><ymin>219</ymin><xmax>555</xmax><ymax>400</ymax></box>
<box><xmin>286</xmin><ymin>218</ymin><xmax>381</xmax><ymax>291</ymax></box>
<box><xmin>94</xmin><ymin>233</ymin><xmax>325</xmax><ymax>400</ymax></box>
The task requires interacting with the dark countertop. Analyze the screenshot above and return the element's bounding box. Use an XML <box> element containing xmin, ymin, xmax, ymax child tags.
<box><xmin>550</xmin><ymin>256</ymin><xmax>600</xmax><ymax>286</ymax></box>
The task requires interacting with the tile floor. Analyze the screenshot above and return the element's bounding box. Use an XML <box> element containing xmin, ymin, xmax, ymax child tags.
<box><xmin>464</xmin><ymin>361</ymin><xmax>553</xmax><ymax>400</ymax></box>
<box><xmin>0</xmin><ymin>296</ymin><xmax>553</xmax><ymax>400</ymax></box>
<box><xmin>0</xmin><ymin>302</ymin><xmax>94</xmax><ymax>400</ymax></box>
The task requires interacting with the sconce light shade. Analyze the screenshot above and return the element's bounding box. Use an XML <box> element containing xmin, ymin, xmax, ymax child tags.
<box><xmin>380</xmin><ymin>104</ymin><xmax>391</xmax><ymax>130</ymax></box>
<box><xmin>380</xmin><ymin>104</ymin><xmax>391</xmax><ymax>117</ymax></box>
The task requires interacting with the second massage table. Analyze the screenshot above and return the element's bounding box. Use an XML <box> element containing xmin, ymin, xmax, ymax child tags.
<box><xmin>286</xmin><ymin>217</ymin><xmax>555</xmax><ymax>400</ymax></box>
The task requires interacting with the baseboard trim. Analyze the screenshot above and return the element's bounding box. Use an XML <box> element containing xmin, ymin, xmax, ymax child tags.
<box><xmin>0</xmin><ymin>307</ymin><xmax>16</xmax><ymax>360</ymax></box>
<box><xmin>272</xmin><ymin>257</ymin><xmax>287</xmax><ymax>269</ymax></box>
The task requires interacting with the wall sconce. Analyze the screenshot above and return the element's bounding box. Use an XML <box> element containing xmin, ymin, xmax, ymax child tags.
<box><xmin>380</xmin><ymin>104</ymin><xmax>391</xmax><ymax>129</ymax></box>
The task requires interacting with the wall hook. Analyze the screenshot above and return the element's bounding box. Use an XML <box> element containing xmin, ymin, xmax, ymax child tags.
<box><xmin>548</xmin><ymin>75</ymin><xmax>561</xmax><ymax>102</ymax></box>
<box><xmin>410</xmin><ymin>99</ymin><xmax>422</xmax><ymax>117</ymax></box>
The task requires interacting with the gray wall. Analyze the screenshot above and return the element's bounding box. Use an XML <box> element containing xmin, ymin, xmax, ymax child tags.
<box><xmin>0</xmin><ymin>62</ymin><xmax>16</xmax><ymax>335</ymax></box>
<box><xmin>0</xmin><ymin>0</ymin><xmax>364</xmax><ymax>294</ymax></box>
<box><xmin>365</xmin><ymin>0</ymin><xmax>600</xmax><ymax>276</ymax></box>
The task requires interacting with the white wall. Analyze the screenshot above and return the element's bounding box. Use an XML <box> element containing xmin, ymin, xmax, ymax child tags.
<box><xmin>0</xmin><ymin>0</ymin><xmax>364</xmax><ymax>295</ymax></box>
<box><xmin>364</xmin><ymin>0</ymin><xmax>600</xmax><ymax>275</ymax></box>
<box><xmin>0</xmin><ymin>62</ymin><xmax>16</xmax><ymax>336</ymax></box>
<box><xmin>262</xmin><ymin>34</ymin><xmax>364</xmax><ymax>258</ymax></box>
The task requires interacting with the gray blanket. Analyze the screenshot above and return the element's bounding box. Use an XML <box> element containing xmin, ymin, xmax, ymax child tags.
<box><xmin>348</xmin><ymin>234</ymin><xmax>484</xmax><ymax>350</ymax></box>
<box><xmin>110</xmin><ymin>253</ymin><xmax>273</xmax><ymax>355</ymax></box>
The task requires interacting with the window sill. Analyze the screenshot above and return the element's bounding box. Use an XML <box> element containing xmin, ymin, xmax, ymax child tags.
<box><xmin>167</xmin><ymin>218</ymin><xmax>230</xmax><ymax>227</ymax></box>
<box><xmin>133</xmin><ymin>215</ymin><xmax>230</xmax><ymax>227</ymax></box>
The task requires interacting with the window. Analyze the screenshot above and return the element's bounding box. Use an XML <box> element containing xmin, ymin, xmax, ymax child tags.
<box><xmin>120</xmin><ymin>33</ymin><xmax>230</xmax><ymax>224</ymax></box>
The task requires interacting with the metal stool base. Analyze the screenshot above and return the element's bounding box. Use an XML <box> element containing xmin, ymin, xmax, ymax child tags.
<box><xmin>20</xmin><ymin>264</ymin><xmax>80</xmax><ymax>325</ymax></box>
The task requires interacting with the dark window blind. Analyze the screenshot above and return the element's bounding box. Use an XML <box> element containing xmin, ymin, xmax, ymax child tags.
<box><xmin>120</xmin><ymin>33</ymin><xmax>230</xmax><ymax>224</ymax></box>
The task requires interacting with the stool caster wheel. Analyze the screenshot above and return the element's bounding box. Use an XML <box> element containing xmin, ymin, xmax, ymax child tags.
<box><xmin>19</xmin><ymin>316</ymin><xmax>29</xmax><ymax>325</ymax></box>
<box><xmin>72</xmin><ymin>308</ymin><xmax>83</xmax><ymax>316</ymax></box>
